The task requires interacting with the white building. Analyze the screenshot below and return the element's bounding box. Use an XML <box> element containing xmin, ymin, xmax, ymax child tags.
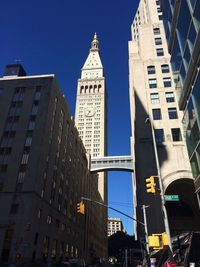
<box><xmin>75</xmin><ymin>33</ymin><xmax>108</xmax><ymax>257</ymax></box>
<box><xmin>107</xmin><ymin>217</ymin><xmax>124</xmax><ymax>237</ymax></box>
<box><xmin>128</xmin><ymin>0</ymin><xmax>199</xmax><ymax>240</ymax></box>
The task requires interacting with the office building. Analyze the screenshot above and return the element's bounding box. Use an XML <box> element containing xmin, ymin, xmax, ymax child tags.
<box><xmin>161</xmin><ymin>0</ymin><xmax>200</xmax><ymax>207</ymax></box>
<box><xmin>107</xmin><ymin>217</ymin><xmax>124</xmax><ymax>237</ymax></box>
<box><xmin>128</xmin><ymin>0</ymin><xmax>200</xmax><ymax>241</ymax></box>
<box><xmin>75</xmin><ymin>34</ymin><xmax>108</xmax><ymax>257</ymax></box>
<box><xmin>0</xmin><ymin>64</ymin><xmax>101</xmax><ymax>265</ymax></box>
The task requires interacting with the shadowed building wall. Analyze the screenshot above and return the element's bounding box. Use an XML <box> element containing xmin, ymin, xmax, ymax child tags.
<box><xmin>128</xmin><ymin>0</ymin><xmax>200</xmax><ymax>242</ymax></box>
<box><xmin>0</xmin><ymin>64</ymin><xmax>101</xmax><ymax>264</ymax></box>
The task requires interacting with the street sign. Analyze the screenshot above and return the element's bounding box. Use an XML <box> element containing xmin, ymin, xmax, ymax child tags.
<box><xmin>164</xmin><ymin>195</ymin><xmax>179</xmax><ymax>201</ymax></box>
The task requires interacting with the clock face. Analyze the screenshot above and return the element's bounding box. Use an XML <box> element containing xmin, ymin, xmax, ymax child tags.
<box><xmin>84</xmin><ymin>107</ymin><xmax>96</xmax><ymax>117</ymax></box>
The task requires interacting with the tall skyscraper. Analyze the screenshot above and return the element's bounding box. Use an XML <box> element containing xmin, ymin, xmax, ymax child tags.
<box><xmin>75</xmin><ymin>34</ymin><xmax>108</xmax><ymax>257</ymax></box>
<box><xmin>161</xmin><ymin>0</ymin><xmax>200</xmax><ymax>208</ymax></box>
<box><xmin>128</xmin><ymin>0</ymin><xmax>200</xmax><ymax>241</ymax></box>
<box><xmin>0</xmin><ymin>64</ymin><xmax>101</xmax><ymax>265</ymax></box>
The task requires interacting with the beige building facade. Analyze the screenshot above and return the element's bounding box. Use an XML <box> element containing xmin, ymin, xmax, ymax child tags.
<box><xmin>75</xmin><ymin>34</ymin><xmax>107</xmax><ymax>258</ymax></box>
<box><xmin>128</xmin><ymin>0</ymin><xmax>200</xmax><ymax>239</ymax></box>
<box><xmin>107</xmin><ymin>217</ymin><xmax>124</xmax><ymax>237</ymax></box>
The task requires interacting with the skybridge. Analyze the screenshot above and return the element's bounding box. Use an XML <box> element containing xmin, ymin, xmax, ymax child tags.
<box><xmin>90</xmin><ymin>155</ymin><xmax>134</xmax><ymax>173</ymax></box>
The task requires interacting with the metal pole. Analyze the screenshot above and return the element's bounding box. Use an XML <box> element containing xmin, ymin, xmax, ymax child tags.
<box><xmin>81</xmin><ymin>196</ymin><xmax>145</xmax><ymax>226</ymax></box>
<box><xmin>142</xmin><ymin>205</ymin><xmax>149</xmax><ymax>254</ymax></box>
<box><xmin>147</xmin><ymin>117</ymin><xmax>172</xmax><ymax>250</ymax></box>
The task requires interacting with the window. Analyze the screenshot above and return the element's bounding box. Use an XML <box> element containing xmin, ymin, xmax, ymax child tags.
<box><xmin>147</xmin><ymin>65</ymin><xmax>156</xmax><ymax>74</ymax></box>
<box><xmin>34</xmin><ymin>232</ymin><xmax>39</xmax><ymax>245</ymax></box>
<box><xmin>21</xmin><ymin>153</ymin><xmax>29</xmax><ymax>164</ymax></box>
<box><xmin>9</xmin><ymin>103</ymin><xmax>22</xmax><ymax>117</ymax></box>
<box><xmin>168</xmin><ymin>108</ymin><xmax>178</xmax><ymax>119</ymax></box>
<box><xmin>0</xmin><ymin>164</ymin><xmax>7</xmax><ymax>172</ymax></box>
<box><xmin>163</xmin><ymin>77</ymin><xmax>172</xmax><ymax>87</ymax></box>
<box><xmin>31</xmin><ymin>104</ymin><xmax>38</xmax><ymax>115</ymax></box>
<box><xmin>4</xmin><ymin>229</ymin><xmax>14</xmax><ymax>241</ymax></box>
<box><xmin>34</xmin><ymin>87</ymin><xmax>41</xmax><ymax>100</ymax></box>
<box><xmin>165</xmin><ymin>92</ymin><xmax>175</xmax><ymax>102</ymax></box>
<box><xmin>25</xmin><ymin>137</ymin><xmax>32</xmax><ymax>147</ymax></box>
<box><xmin>28</xmin><ymin>120</ymin><xmax>35</xmax><ymax>130</ymax></box>
<box><xmin>161</xmin><ymin>64</ymin><xmax>170</xmax><ymax>73</ymax></box>
<box><xmin>152</xmin><ymin>108</ymin><xmax>162</xmax><ymax>120</ymax></box>
<box><xmin>153</xmin><ymin>27</ymin><xmax>160</xmax><ymax>35</ymax></box>
<box><xmin>191</xmin><ymin>154</ymin><xmax>199</xmax><ymax>178</ymax></box>
<box><xmin>157</xmin><ymin>6</ymin><xmax>162</xmax><ymax>12</ymax></box>
<box><xmin>61</xmin><ymin>223</ymin><xmax>66</xmax><ymax>231</ymax></box>
<box><xmin>155</xmin><ymin>38</ymin><xmax>162</xmax><ymax>45</ymax></box>
<box><xmin>10</xmin><ymin>204</ymin><xmax>19</xmax><ymax>214</ymax></box>
<box><xmin>149</xmin><ymin>78</ymin><xmax>157</xmax><ymax>88</ymax></box>
<box><xmin>38</xmin><ymin>209</ymin><xmax>42</xmax><ymax>219</ymax></box>
<box><xmin>17</xmin><ymin>172</ymin><xmax>25</xmax><ymax>185</ymax></box>
<box><xmin>150</xmin><ymin>93</ymin><xmax>159</xmax><ymax>104</ymax></box>
<box><xmin>13</xmin><ymin>87</ymin><xmax>25</xmax><ymax>101</ymax></box>
<box><xmin>155</xmin><ymin>129</ymin><xmax>164</xmax><ymax>143</ymax></box>
<box><xmin>47</xmin><ymin>215</ymin><xmax>52</xmax><ymax>224</ymax></box>
<box><xmin>171</xmin><ymin>128</ymin><xmax>182</xmax><ymax>141</ymax></box>
<box><xmin>156</xmin><ymin>48</ymin><xmax>164</xmax><ymax>56</ymax></box>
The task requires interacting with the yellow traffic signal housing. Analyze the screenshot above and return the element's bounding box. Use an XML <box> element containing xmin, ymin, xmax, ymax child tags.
<box><xmin>146</xmin><ymin>176</ymin><xmax>156</xmax><ymax>193</ymax></box>
<box><xmin>148</xmin><ymin>235</ymin><xmax>160</xmax><ymax>248</ymax></box>
<box><xmin>149</xmin><ymin>232</ymin><xmax>169</xmax><ymax>250</ymax></box>
<box><xmin>162</xmin><ymin>232</ymin><xmax>169</xmax><ymax>247</ymax></box>
<box><xmin>77</xmin><ymin>201</ymin><xmax>85</xmax><ymax>214</ymax></box>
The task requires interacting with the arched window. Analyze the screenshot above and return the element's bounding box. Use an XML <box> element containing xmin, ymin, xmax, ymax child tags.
<box><xmin>80</xmin><ymin>86</ymin><xmax>84</xmax><ymax>94</ymax></box>
<box><xmin>89</xmin><ymin>85</ymin><xmax>93</xmax><ymax>93</ymax></box>
<box><xmin>85</xmin><ymin>86</ymin><xmax>88</xmax><ymax>93</ymax></box>
<box><xmin>94</xmin><ymin>85</ymin><xmax>97</xmax><ymax>93</ymax></box>
<box><xmin>98</xmin><ymin>84</ymin><xmax>101</xmax><ymax>93</ymax></box>
<box><xmin>147</xmin><ymin>65</ymin><xmax>156</xmax><ymax>74</ymax></box>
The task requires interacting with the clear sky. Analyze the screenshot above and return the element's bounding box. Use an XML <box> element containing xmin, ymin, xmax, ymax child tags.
<box><xmin>0</xmin><ymin>0</ymin><xmax>139</xmax><ymax>235</ymax></box>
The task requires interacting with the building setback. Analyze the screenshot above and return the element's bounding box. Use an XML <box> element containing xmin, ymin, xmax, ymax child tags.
<box><xmin>128</xmin><ymin>0</ymin><xmax>200</xmax><ymax>242</ymax></box>
<box><xmin>0</xmin><ymin>64</ymin><xmax>101</xmax><ymax>265</ymax></box>
<box><xmin>161</xmin><ymin>0</ymin><xmax>200</xmax><ymax>208</ymax></box>
<box><xmin>75</xmin><ymin>34</ymin><xmax>108</xmax><ymax>257</ymax></box>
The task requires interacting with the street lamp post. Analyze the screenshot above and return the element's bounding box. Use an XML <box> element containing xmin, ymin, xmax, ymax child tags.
<box><xmin>145</xmin><ymin>117</ymin><xmax>172</xmax><ymax>250</ymax></box>
<box><xmin>142</xmin><ymin>205</ymin><xmax>149</xmax><ymax>254</ymax></box>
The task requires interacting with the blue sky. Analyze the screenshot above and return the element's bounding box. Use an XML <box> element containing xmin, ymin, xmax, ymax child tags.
<box><xmin>0</xmin><ymin>0</ymin><xmax>139</xmax><ymax>234</ymax></box>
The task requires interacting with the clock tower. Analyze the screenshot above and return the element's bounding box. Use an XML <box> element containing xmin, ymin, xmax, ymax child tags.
<box><xmin>75</xmin><ymin>33</ymin><xmax>107</xmax><ymax>203</ymax></box>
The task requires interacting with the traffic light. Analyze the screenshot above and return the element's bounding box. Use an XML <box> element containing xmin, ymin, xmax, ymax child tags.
<box><xmin>148</xmin><ymin>232</ymin><xmax>169</xmax><ymax>250</ymax></box>
<box><xmin>77</xmin><ymin>201</ymin><xmax>85</xmax><ymax>214</ymax></box>
<box><xmin>148</xmin><ymin>235</ymin><xmax>160</xmax><ymax>249</ymax></box>
<box><xmin>162</xmin><ymin>232</ymin><xmax>169</xmax><ymax>247</ymax></box>
<box><xmin>146</xmin><ymin>176</ymin><xmax>156</xmax><ymax>193</ymax></box>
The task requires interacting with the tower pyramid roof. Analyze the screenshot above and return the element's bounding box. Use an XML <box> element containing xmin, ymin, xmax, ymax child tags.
<box><xmin>81</xmin><ymin>33</ymin><xmax>104</xmax><ymax>79</ymax></box>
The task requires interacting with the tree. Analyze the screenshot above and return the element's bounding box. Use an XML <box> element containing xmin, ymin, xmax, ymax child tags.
<box><xmin>108</xmin><ymin>231</ymin><xmax>141</xmax><ymax>263</ymax></box>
